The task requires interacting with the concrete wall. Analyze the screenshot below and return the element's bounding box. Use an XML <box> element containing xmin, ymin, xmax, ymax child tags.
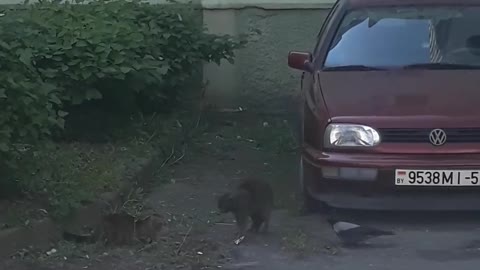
<box><xmin>202</xmin><ymin>0</ymin><xmax>335</xmax><ymax>112</ymax></box>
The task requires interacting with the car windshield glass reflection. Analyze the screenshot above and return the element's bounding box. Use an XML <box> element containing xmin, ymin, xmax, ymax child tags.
<box><xmin>324</xmin><ymin>7</ymin><xmax>480</xmax><ymax>69</ymax></box>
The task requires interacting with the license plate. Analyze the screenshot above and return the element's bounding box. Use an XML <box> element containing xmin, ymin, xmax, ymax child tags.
<box><xmin>395</xmin><ymin>169</ymin><xmax>480</xmax><ymax>186</ymax></box>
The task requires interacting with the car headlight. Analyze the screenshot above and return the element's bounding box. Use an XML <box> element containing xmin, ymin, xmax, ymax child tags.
<box><xmin>324</xmin><ymin>124</ymin><xmax>380</xmax><ymax>147</ymax></box>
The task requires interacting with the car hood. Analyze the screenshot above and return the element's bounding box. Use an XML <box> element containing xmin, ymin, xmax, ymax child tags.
<box><xmin>319</xmin><ymin>69</ymin><xmax>480</xmax><ymax>128</ymax></box>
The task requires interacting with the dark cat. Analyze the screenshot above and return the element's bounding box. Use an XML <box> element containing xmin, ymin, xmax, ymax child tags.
<box><xmin>218</xmin><ymin>178</ymin><xmax>274</xmax><ymax>236</ymax></box>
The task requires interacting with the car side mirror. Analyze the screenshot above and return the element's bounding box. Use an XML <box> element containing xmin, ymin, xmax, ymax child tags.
<box><xmin>288</xmin><ymin>51</ymin><xmax>313</xmax><ymax>72</ymax></box>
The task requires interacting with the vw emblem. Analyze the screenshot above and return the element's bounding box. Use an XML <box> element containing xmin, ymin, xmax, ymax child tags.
<box><xmin>429</xmin><ymin>129</ymin><xmax>447</xmax><ymax>146</ymax></box>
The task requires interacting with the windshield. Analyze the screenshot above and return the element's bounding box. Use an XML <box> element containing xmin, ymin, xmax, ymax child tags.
<box><xmin>323</xmin><ymin>6</ymin><xmax>480</xmax><ymax>69</ymax></box>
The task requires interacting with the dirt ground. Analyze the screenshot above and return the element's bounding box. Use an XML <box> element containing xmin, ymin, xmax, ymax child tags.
<box><xmin>6</xmin><ymin>112</ymin><xmax>480</xmax><ymax>270</ymax></box>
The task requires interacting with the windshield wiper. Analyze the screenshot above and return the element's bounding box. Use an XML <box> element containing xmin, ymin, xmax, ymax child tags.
<box><xmin>322</xmin><ymin>65</ymin><xmax>387</xmax><ymax>71</ymax></box>
<box><xmin>402</xmin><ymin>63</ymin><xmax>480</xmax><ymax>70</ymax></box>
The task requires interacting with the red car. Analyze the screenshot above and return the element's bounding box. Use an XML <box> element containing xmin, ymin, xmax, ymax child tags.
<box><xmin>288</xmin><ymin>0</ymin><xmax>480</xmax><ymax>211</ymax></box>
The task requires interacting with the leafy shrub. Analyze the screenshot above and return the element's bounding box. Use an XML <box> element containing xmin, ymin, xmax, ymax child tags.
<box><xmin>0</xmin><ymin>0</ymin><xmax>245</xmax><ymax>166</ymax></box>
<box><xmin>0</xmin><ymin>16</ymin><xmax>65</xmax><ymax>162</ymax></box>
<box><xmin>21</xmin><ymin>0</ymin><xmax>245</xmax><ymax>106</ymax></box>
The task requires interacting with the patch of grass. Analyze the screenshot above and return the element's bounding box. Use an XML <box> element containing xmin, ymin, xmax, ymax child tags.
<box><xmin>36</xmin><ymin>241</ymin><xmax>99</xmax><ymax>263</ymax></box>
<box><xmin>10</xmin><ymin>240</ymin><xmax>104</xmax><ymax>268</ymax></box>
<box><xmin>282</xmin><ymin>229</ymin><xmax>308</xmax><ymax>252</ymax></box>
<box><xmin>14</xmin><ymin>141</ymin><xmax>151</xmax><ymax>220</ymax></box>
<box><xmin>281</xmin><ymin>228</ymin><xmax>341</xmax><ymax>257</ymax></box>
<box><xmin>254</xmin><ymin>121</ymin><xmax>297</xmax><ymax>154</ymax></box>
<box><xmin>0</xmin><ymin>201</ymin><xmax>48</xmax><ymax>228</ymax></box>
<box><xmin>6</xmin><ymin>112</ymin><xmax>195</xmax><ymax>221</ymax></box>
<box><xmin>202</xmin><ymin>114</ymin><xmax>297</xmax><ymax>154</ymax></box>
<box><xmin>237</xmin><ymin>121</ymin><xmax>296</xmax><ymax>154</ymax></box>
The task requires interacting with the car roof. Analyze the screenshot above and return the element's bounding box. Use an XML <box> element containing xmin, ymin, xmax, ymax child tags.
<box><xmin>345</xmin><ymin>0</ymin><xmax>480</xmax><ymax>8</ymax></box>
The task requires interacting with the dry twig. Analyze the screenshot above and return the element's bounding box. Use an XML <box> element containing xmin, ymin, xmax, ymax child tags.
<box><xmin>176</xmin><ymin>226</ymin><xmax>193</xmax><ymax>255</ymax></box>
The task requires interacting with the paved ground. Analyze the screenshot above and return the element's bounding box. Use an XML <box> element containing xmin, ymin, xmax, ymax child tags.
<box><xmin>319</xmin><ymin>211</ymin><xmax>480</xmax><ymax>270</ymax></box>
<box><xmin>5</xmin><ymin>113</ymin><xmax>480</xmax><ymax>269</ymax></box>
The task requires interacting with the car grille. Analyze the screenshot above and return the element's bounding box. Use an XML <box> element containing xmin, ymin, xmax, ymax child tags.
<box><xmin>379</xmin><ymin>128</ymin><xmax>480</xmax><ymax>143</ymax></box>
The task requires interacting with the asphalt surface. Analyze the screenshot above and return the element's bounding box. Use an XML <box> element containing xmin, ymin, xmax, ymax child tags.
<box><xmin>224</xmin><ymin>210</ymin><xmax>480</xmax><ymax>270</ymax></box>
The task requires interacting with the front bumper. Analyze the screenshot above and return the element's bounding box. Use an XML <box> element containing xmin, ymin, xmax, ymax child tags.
<box><xmin>303</xmin><ymin>148</ymin><xmax>480</xmax><ymax>210</ymax></box>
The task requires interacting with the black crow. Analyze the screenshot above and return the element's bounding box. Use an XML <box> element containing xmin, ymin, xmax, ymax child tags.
<box><xmin>327</xmin><ymin>218</ymin><xmax>395</xmax><ymax>246</ymax></box>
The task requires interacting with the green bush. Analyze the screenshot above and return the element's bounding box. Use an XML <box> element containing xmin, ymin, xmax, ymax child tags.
<box><xmin>0</xmin><ymin>0</ymin><xmax>245</xmax><ymax>165</ymax></box>
<box><xmin>23</xmin><ymin>0</ymin><xmax>245</xmax><ymax>105</ymax></box>
<box><xmin>0</xmin><ymin>20</ymin><xmax>65</xmax><ymax>161</ymax></box>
